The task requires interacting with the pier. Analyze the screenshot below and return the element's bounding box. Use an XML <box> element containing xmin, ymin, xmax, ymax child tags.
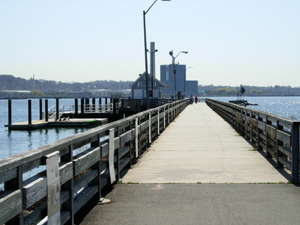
<box><xmin>5</xmin><ymin>98</ymin><xmax>173</xmax><ymax>130</ymax></box>
<box><xmin>1</xmin><ymin>99</ymin><xmax>300</xmax><ymax>224</ymax></box>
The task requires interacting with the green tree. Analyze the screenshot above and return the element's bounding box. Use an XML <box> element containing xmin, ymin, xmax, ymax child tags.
<box><xmin>31</xmin><ymin>90</ymin><xmax>44</xmax><ymax>97</ymax></box>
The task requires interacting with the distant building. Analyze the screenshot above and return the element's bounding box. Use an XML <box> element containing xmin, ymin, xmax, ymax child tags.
<box><xmin>0</xmin><ymin>90</ymin><xmax>31</xmax><ymax>98</ymax></box>
<box><xmin>186</xmin><ymin>80</ymin><xmax>198</xmax><ymax>97</ymax></box>
<box><xmin>160</xmin><ymin>64</ymin><xmax>186</xmax><ymax>98</ymax></box>
<box><xmin>131</xmin><ymin>72</ymin><xmax>168</xmax><ymax>107</ymax></box>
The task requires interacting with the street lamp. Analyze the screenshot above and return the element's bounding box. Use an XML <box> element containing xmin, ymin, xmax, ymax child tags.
<box><xmin>169</xmin><ymin>50</ymin><xmax>188</xmax><ymax>99</ymax></box>
<box><xmin>143</xmin><ymin>0</ymin><xmax>170</xmax><ymax>109</ymax></box>
<box><xmin>184</xmin><ymin>66</ymin><xmax>193</xmax><ymax>98</ymax></box>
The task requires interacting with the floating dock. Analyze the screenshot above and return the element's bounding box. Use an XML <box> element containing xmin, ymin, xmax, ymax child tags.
<box><xmin>5</xmin><ymin>118</ymin><xmax>107</xmax><ymax>130</ymax></box>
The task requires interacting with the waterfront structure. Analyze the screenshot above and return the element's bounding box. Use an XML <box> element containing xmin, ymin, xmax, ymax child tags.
<box><xmin>160</xmin><ymin>64</ymin><xmax>198</xmax><ymax>98</ymax></box>
<box><xmin>131</xmin><ymin>73</ymin><xmax>168</xmax><ymax>106</ymax></box>
<box><xmin>160</xmin><ymin>64</ymin><xmax>186</xmax><ymax>98</ymax></box>
<box><xmin>185</xmin><ymin>80</ymin><xmax>198</xmax><ymax>97</ymax></box>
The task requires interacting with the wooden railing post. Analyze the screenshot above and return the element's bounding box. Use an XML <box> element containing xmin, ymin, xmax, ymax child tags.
<box><xmin>149</xmin><ymin>112</ymin><xmax>152</xmax><ymax>144</ymax></box>
<box><xmin>4</xmin><ymin>166</ymin><xmax>23</xmax><ymax>225</ymax></box>
<box><xmin>91</xmin><ymin>135</ymin><xmax>103</xmax><ymax>201</ymax></box>
<box><xmin>291</xmin><ymin>122</ymin><xmax>299</xmax><ymax>182</ymax></box>
<box><xmin>61</xmin><ymin>145</ymin><xmax>74</xmax><ymax>225</ymax></box>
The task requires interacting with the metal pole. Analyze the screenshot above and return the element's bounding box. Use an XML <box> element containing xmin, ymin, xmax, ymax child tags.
<box><xmin>143</xmin><ymin>11</ymin><xmax>150</xmax><ymax>109</ymax></box>
<box><xmin>173</xmin><ymin>57</ymin><xmax>176</xmax><ymax>99</ymax></box>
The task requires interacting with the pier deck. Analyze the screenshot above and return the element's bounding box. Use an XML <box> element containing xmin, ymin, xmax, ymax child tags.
<box><xmin>123</xmin><ymin>102</ymin><xmax>289</xmax><ymax>183</ymax></box>
<box><xmin>77</xmin><ymin>103</ymin><xmax>299</xmax><ymax>225</ymax></box>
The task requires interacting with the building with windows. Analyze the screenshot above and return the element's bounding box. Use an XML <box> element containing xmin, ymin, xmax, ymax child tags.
<box><xmin>130</xmin><ymin>72</ymin><xmax>169</xmax><ymax>107</ymax></box>
<box><xmin>185</xmin><ymin>80</ymin><xmax>198</xmax><ymax>97</ymax></box>
<box><xmin>160</xmin><ymin>64</ymin><xmax>198</xmax><ymax>98</ymax></box>
<box><xmin>160</xmin><ymin>64</ymin><xmax>186</xmax><ymax>98</ymax></box>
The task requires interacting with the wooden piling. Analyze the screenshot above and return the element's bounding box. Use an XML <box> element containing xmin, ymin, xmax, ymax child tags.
<box><xmin>45</xmin><ymin>99</ymin><xmax>48</xmax><ymax>122</ymax></box>
<box><xmin>75</xmin><ymin>99</ymin><xmax>78</xmax><ymax>117</ymax></box>
<box><xmin>39</xmin><ymin>99</ymin><xmax>43</xmax><ymax>120</ymax></box>
<box><xmin>28</xmin><ymin>100</ymin><xmax>32</xmax><ymax>125</ymax></box>
<box><xmin>56</xmin><ymin>98</ymin><xmax>59</xmax><ymax>121</ymax></box>
<box><xmin>8</xmin><ymin>99</ymin><xmax>12</xmax><ymax>125</ymax></box>
<box><xmin>81</xmin><ymin>98</ymin><xmax>84</xmax><ymax>115</ymax></box>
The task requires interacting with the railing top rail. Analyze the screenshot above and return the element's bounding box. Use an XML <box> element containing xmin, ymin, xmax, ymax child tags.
<box><xmin>205</xmin><ymin>98</ymin><xmax>300</xmax><ymax>126</ymax></box>
<box><xmin>0</xmin><ymin>99</ymin><xmax>188</xmax><ymax>174</ymax></box>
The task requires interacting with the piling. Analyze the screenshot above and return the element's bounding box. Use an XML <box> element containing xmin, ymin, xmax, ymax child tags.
<box><xmin>56</xmin><ymin>98</ymin><xmax>59</xmax><ymax>121</ymax></box>
<box><xmin>39</xmin><ymin>99</ymin><xmax>43</xmax><ymax>120</ymax></box>
<box><xmin>75</xmin><ymin>99</ymin><xmax>78</xmax><ymax>117</ymax></box>
<box><xmin>92</xmin><ymin>98</ymin><xmax>96</xmax><ymax>112</ymax></box>
<box><xmin>81</xmin><ymin>98</ymin><xmax>84</xmax><ymax>115</ymax></box>
<box><xmin>8</xmin><ymin>100</ymin><xmax>12</xmax><ymax>125</ymax></box>
<box><xmin>45</xmin><ymin>99</ymin><xmax>48</xmax><ymax>122</ymax></box>
<box><xmin>28</xmin><ymin>100</ymin><xmax>32</xmax><ymax>125</ymax></box>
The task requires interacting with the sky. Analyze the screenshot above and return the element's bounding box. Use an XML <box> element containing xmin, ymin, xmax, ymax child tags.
<box><xmin>0</xmin><ymin>0</ymin><xmax>299</xmax><ymax>87</ymax></box>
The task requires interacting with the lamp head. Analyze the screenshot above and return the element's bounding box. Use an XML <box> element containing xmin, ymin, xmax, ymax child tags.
<box><xmin>169</xmin><ymin>50</ymin><xmax>173</xmax><ymax>56</ymax></box>
<box><xmin>182</xmin><ymin>51</ymin><xmax>188</xmax><ymax>54</ymax></box>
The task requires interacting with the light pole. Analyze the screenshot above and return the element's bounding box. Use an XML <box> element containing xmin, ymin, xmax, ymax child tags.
<box><xmin>169</xmin><ymin>50</ymin><xmax>188</xmax><ymax>99</ymax></box>
<box><xmin>184</xmin><ymin>66</ymin><xmax>193</xmax><ymax>98</ymax></box>
<box><xmin>143</xmin><ymin>0</ymin><xmax>170</xmax><ymax>109</ymax></box>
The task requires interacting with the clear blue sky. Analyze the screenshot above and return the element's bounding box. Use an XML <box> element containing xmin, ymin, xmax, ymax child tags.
<box><xmin>1</xmin><ymin>0</ymin><xmax>299</xmax><ymax>87</ymax></box>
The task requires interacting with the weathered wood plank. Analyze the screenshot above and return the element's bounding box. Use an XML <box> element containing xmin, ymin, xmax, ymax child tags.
<box><xmin>278</xmin><ymin>156</ymin><xmax>291</xmax><ymax>170</ymax></box>
<box><xmin>73</xmin><ymin>147</ymin><xmax>100</xmax><ymax>176</ymax></box>
<box><xmin>74</xmin><ymin>185</ymin><xmax>98</xmax><ymax>213</ymax></box>
<box><xmin>0</xmin><ymin>167</ymin><xmax>16</xmax><ymax>184</ymax></box>
<box><xmin>23</xmin><ymin>177</ymin><xmax>46</xmax><ymax>208</ymax></box>
<box><xmin>276</xmin><ymin>130</ymin><xmax>291</xmax><ymax>144</ymax></box>
<box><xmin>278</xmin><ymin>146</ymin><xmax>292</xmax><ymax>158</ymax></box>
<box><xmin>0</xmin><ymin>190</ymin><xmax>22</xmax><ymax>225</ymax></box>
<box><xmin>24</xmin><ymin>202</ymin><xmax>47</xmax><ymax>225</ymax></box>
<box><xmin>60</xmin><ymin>161</ymin><xmax>73</xmax><ymax>185</ymax></box>
<box><xmin>120</xmin><ymin>130</ymin><xmax>131</xmax><ymax>146</ymax></box>
<box><xmin>73</xmin><ymin>170</ymin><xmax>98</xmax><ymax>195</ymax></box>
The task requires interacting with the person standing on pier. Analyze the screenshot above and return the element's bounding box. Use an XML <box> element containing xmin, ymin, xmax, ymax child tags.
<box><xmin>195</xmin><ymin>96</ymin><xmax>198</xmax><ymax>104</ymax></box>
<box><xmin>190</xmin><ymin>94</ymin><xmax>193</xmax><ymax>104</ymax></box>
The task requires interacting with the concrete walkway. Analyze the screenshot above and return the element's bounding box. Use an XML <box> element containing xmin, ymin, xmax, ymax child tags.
<box><xmin>77</xmin><ymin>103</ymin><xmax>295</xmax><ymax>225</ymax></box>
<box><xmin>122</xmin><ymin>102</ymin><xmax>290</xmax><ymax>184</ymax></box>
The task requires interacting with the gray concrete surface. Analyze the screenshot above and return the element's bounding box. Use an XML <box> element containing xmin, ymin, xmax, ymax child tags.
<box><xmin>77</xmin><ymin>103</ymin><xmax>295</xmax><ymax>225</ymax></box>
<box><xmin>78</xmin><ymin>183</ymin><xmax>300</xmax><ymax>225</ymax></box>
<box><xmin>122</xmin><ymin>103</ymin><xmax>290</xmax><ymax>184</ymax></box>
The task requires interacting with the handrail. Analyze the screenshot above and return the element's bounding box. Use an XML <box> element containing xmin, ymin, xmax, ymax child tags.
<box><xmin>0</xmin><ymin>99</ymin><xmax>189</xmax><ymax>225</ymax></box>
<box><xmin>205</xmin><ymin>98</ymin><xmax>299</xmax><ymax>182</ymax></box>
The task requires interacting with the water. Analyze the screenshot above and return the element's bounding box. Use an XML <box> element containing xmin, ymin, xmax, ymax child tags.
<box><xmin>0</xmin><ymin>98</ymin><xmax>104</xmax><ymax>159</ymax></box>
<box><xmin>208</xmin><ymin>96</ymin><xmax>300</xmax><ymax>120</ymax></box>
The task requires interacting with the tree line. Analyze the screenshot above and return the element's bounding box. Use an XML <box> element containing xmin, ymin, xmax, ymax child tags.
<box><xmin>1</xmin><ymin>74</ymin><xmax>300</xmax><ymax>97</ymax></box>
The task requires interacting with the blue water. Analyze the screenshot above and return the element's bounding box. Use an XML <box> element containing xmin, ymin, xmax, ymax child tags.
<box><xmin>1</xmin><ymin>96</ymin><xmax>300</xmax><ymax>160</ymax></box>
<box><xmin>208</xmin><ymin>96</ymin><xmax>300</xmax><ymax>120</ymax></box>
<box><xmin>0</xmin><ymin>98</ymin><xmax>107</xmax><ymax>159</ymax></box>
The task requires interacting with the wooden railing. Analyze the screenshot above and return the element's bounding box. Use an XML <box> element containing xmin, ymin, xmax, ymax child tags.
<box><xmin>0</xmin><ymin>99</ymin><xmax>189</xmax><ymax>225</ymax></box>
<box><xmin>206</xmin><ymin>99</ymin><xmax>300</xmax><ymax>182</ymax></box>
